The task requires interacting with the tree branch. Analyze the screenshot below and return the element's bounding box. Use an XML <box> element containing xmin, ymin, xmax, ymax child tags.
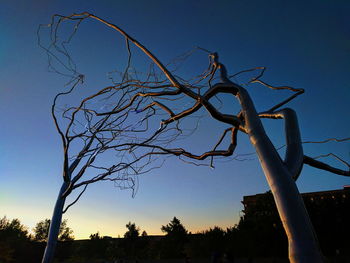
<box><xmin>62</xmin><ymin>184</ymin><xmax>88</xmax><ymax>214</ymax></box>
<box><xmin>259</xmin><ymin>108</ymin><xmax>303</xmax><ymax>180</ymax></box>
<box><xmin>304</xmin><ymin>155</ymin><xmax>349</xmax><ymax>176</ymax></box>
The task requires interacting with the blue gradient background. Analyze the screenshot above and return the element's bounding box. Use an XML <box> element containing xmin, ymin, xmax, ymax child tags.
<box><xmin>0</xmin><ymin>0</ymin><xmax>349</xmax><ymax>239</ymax></box>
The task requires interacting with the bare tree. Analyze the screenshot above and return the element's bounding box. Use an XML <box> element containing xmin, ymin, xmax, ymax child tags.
<box><xmin>37</xmin><ymin>14</ymin><xmax>191</xmax><ymax>262</ymax></box>
<box><xmin>39</xmin><ymin>13</ymin><xmax>349</xmax><ymax>263</ymax></box>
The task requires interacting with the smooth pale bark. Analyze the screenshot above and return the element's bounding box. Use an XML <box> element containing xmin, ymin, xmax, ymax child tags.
<box><xmin>260</xmin><ymin>109</ymin><xmax>304</xmax><ymax>180</ymax></box>
<box><xmin>41</xmin><ymin>181</ymin><xmax>69</xmax><ymax>263</ymax></box>
<box><xmin>237</xmin><ymin>86</ymin><xmax>323</xmax><ymax>263</ymax></box>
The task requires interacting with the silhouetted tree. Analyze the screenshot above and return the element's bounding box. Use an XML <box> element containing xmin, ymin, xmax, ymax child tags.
<box><xmin>32</xmin><ymin>219</ymin><xmax>74</xmax><ymax>262</ymax></box>
<box><xmin>185</xmin><ymin>227</ymin><xmax>226</xmax><ymax>259</ymax></box>
<box><xmin>121</xmin><ymin>222</ymin><xmax>143</xmax><ymax>260</ymax></box>
<box><xmin>161</xmin><ymin>217</ymin><xmax>188</xmax><ymax>258</ymax></box>
<box><xmin>0</xmin><ymin>216</ymin><xmax>29</xmax><ymax>240</ymax></box>
<box><xmin>161</xmin><ymin>217</ymin><xmax>188</xmax><ymax>237</ymax></box>
<box><xmin>0</xmin><ymin>216</ymin><xmax>42</xmax><ymax>263</ymax></box>
<box><xmin>205</xmin><ymin>227</ymin><xmax>226</xmax><ymax>255</ymax></box>
<box><xmin>124</xmin><ymin>222</ymin><xmax>140</xmax><ymax>239</ymax></box>
<box><xmin>139</xmin><ymin>230</ymin><xmax>151</xmax><ymax>259</ymax></box>
<box><xmin>224</xmin><ymin>226</ymin><xmax>240</xmax><ymax>259</ymax></box>
<box><xmin>87</xmin><ymin>232</ymin><xmax>111</xmax><ymax>259</ymax></box>
<box><xmin>33</xmin><ymin>218</ymin><xmax>74</xmax><ymax>242</ymax></box>
<box><xmin>0</xmin><ymin>216</ymin><xmax>29</xmax><ymax>262</ymax></box>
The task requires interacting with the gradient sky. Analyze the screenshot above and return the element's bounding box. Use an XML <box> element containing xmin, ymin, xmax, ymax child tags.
<box><xmin>0</xmin><ymin>0</ymin><xmax>349</xmax><ymax>239</ymax></box>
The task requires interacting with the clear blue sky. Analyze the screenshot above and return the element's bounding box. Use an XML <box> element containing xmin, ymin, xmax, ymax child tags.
<box><xmin>0</xmin><ymin>0</ymin><xmax>349</xmax><ymax>239</ymax></box>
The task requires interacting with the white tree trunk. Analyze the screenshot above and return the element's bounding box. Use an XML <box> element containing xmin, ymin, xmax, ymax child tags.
<box><xmin>237</xmin><ymin>87</ymin><xmax>324</xmax><ymax>263</ymax></box>
<box><xmin>41</xmin><ymin>181</ymin><xmax>69</xmax><ymax>263</ymax></box>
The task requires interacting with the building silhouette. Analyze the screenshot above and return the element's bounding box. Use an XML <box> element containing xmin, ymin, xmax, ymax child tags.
<box><xmin>240</xmin><ymin>186</ymin><xmax>350</xmax><ymax>259</ymax></box>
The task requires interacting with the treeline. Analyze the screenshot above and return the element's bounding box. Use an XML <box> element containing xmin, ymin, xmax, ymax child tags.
<box><xmin>0</xmin><ymin>216</ymin><xmax>74</xmax><ymax>262</ymax></box>
<box><xmin>2</xmin><ymin>193</ymin><xmax>349</xmax><ymax>263</ymax></box>
<box><xmin>0</xmin><ymin>215</ymin><xmax>288</xmax><ymax>263</ymax></box>
<box><xmin>56</xmin><ymin>215</ymin><xmax>288</xmax><ymax>262</ymax></box>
